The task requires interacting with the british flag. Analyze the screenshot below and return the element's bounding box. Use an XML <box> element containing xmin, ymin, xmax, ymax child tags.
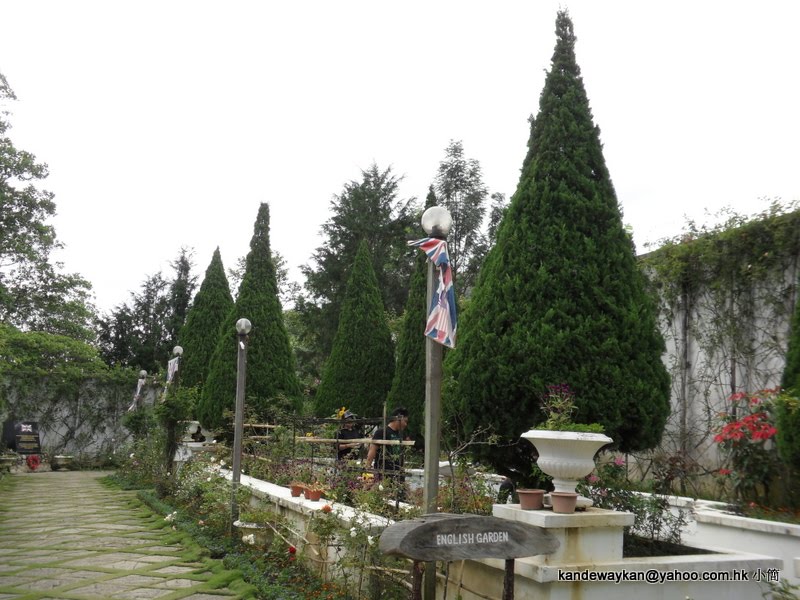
<box><xmin>408</xmin><ymin>237</ymin><xmax>457</xmax><ymax>348</ymax></box>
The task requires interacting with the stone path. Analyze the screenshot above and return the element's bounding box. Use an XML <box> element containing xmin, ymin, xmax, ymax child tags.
<box><xmin>0</xmin><ymin>471</ymin><xmax>253</xmax><ymax>600</ymax></box>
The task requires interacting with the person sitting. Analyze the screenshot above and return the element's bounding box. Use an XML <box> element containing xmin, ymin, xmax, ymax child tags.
<box><xmin>336</xmin><ymin>411</ymin><xmax>361</xmax><ymax>460</ymax></box>
<box><xmin>190</xmin><ymin>425</ymin><xmax>206</xmax><ymax>443</ymax></box>
<box><xmin>365</xmin><ymin>407</ymin><xmax>410</xmax><ymax>495</ymax></box>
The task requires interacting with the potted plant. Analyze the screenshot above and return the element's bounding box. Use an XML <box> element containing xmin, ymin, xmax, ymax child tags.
<box><xmin>0</xmin><ymin>452</ymin><xmax>17</xmax><ymax>473</ymax></box>
<box><xmin>51</xmin><ymin>455</ymin><xmax>74</xmax><ymax>471</ymax></box>
<box><xmin>304</xmin><ymin>481</ymin><xmax>325</xmax><ymax>501</ymax></box>
<box><xmin>521</xmin><ymin>384</ymin><xmax>612</xmax><ymax>508</ymax></box>
<box><xmin>517</xmin><ymin>488</ymin><xmax>545</xmax><ymax>510</ymax></box>
<box><xmin>289</xmin><ymin>481</ymin><xmax>306</xmax><ymax>497</ymax></box>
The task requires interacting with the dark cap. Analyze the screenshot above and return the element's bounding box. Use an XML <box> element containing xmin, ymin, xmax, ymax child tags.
<box><xmin>343</xmin><ymin>411</ymin><xmax>357</xmax><ymax>419</ymax></box>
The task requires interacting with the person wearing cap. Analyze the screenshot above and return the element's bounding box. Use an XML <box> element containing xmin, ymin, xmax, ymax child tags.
<box><xmin>365</xmin><ymin>407</ymin><xmax>410</xmax><ymax>493</ymax></box>
<box><xmin>336</xmin><ymin>411</ymin><xmax>362</xmax><ymax>461</ymax></box>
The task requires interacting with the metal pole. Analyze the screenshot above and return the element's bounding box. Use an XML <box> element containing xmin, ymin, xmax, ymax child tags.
<box><xmin>423</xmin><ymin>258</ymin><xmax>442</xmax><ymax>600</ymax></box>
<box><xmin>230</xmin><ymin>331</ymin><xmax>248</xmax><ymax>529</ymax></box>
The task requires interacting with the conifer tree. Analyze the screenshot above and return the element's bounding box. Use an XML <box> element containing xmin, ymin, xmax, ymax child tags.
<box><xmin>445</xmin><ymin>11</ymin><xmax>670</xmax><ymax>475</ymax></box>
<box><xmin>386</xmin><ymin>189</ymin><xmax>437</xmax><ymax>432</ymax></box>
<box><xmin>178</xmin><ymin>248</ymin><xmax>234</xmax><ymax>392</ymax></box>
<box><xmin>314</xmin><ymin>241</ymin><xmax>394</xmax><ymax>419</ymax></box>
<box><xmin>198</xmin><ymin>204</ymin><xmax>301</xmax><ymax>429</ymax></box>
<box><xmin>781</xmin><ymin>285</ymin><xmax>800</xmax><ymax>393</ymax></box>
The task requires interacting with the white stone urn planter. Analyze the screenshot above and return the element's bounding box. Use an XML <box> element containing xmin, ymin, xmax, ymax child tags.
<box><xmin>521</xmin><ymin>430</ymin><xmax>612</xmax><ymax>506</ymax></box>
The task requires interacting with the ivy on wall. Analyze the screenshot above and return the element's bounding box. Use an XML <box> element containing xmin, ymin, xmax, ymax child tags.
<box><xmin>635</xmin><ymin>202</ymin><xmax>800</xmax><ymax>493</ymax></box>
<box><xmin>0</xmin><ymin>324</ymin><xmax>136</xmax><ymax>458</ymax></box>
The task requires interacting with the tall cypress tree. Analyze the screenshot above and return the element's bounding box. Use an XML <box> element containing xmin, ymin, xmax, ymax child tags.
<box><xmin>178</xmin><ymin>247</ymin><xmax>234</xmax><ymax>392</ymax></box>
<box><xmin>314</xmin><ymin>240</ymin><xmax>395</xmax><ymax>419</ymax></box>
<box><xmin>445</xmin><ymin>11</ymin><xmax>670</xmax><ymax>475</ymax></box>
<box><xmin>198</xmin><ymin>204</ymin><xmax>301</xmax><ymax>429</ymax></box>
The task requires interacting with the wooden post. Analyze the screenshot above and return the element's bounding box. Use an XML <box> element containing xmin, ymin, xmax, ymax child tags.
<box><xmin>412</xmin><ymin>560</ymin><xmax>424</xmax><ymax>600</ymax></box>
<box><xmin>502</xmin><ymin>559</ymin><xmax>514</xmax><ymax>600</ymax></box>
<box><xmin>423</xmin><ymin>258</ymin><xmax>442</xmax><ymax>600</ymax></box>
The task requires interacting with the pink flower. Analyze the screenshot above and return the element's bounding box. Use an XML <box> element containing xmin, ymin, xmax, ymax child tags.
<box><xmin>718</xmin><ymin>468</ymin><xmax>731</xmax><ymax>476</ymax></box>
<box><xmin>613</xmin><ymin>456</ymin><xmax>625</xmax><ymax>467</ymax></box>
<box><xmin>587</xmin><ymin>474</ymin><xmax>600</xmax><ymax>484</ymax></box>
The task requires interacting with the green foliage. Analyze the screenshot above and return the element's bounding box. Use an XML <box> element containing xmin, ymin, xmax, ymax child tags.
<box><xmin>199</xmin><ymin>203</ymin><xmax>301</xmax><ymax>430</ymax></box>
<box><xmin>533</xmin><ymin>384</ymin><xmax>605</xmax><ymax>432</ymax></box>
<box><xmin>314</xmin><ymin>241</ymin><xmax>395</xmax><ymax>418</ymax></box>
<box><xmin>386</xmin><ymin>250</ymin><xmax>427</xmax><ymax>432</ymax></box>
<box><xmin>0</xmin><ymin>72</ymin><xmax>95</xmax><ymax>340</ymax></box>
<box><xmin>97</xmin><ymin>247</ymin><xmax>196</xmax><ymax>373</ymax></box>
<box><xmin>122</xmin><ymin>406</ymin><xmax>158</xmax><ymax>440</ymax></box>
<box><xmin>434</xmin><ymin>140</ymin><xmax>488</xmax><ymax>291</ymax></box>
<box><xmin>444</xmin><ymin>11</ymin><xmax>670</xmax><ymax>477</ymax></box>
<box><xmin>714</xmin><ymin>390</ymin><xmax>780</xmax><ymax>505</ymax></box>
<box><xmin>782</xmin><ymin>268</ymin><xmax>800</xmax><ymax>393</ymax></box>
<box><xmin>298</xmin><ymin>164</ymin><xmax>417</xmax><ymax>372</ymax></box>
<box><xmin>178</xmin><ymin>248</ymin><xmax>234</xmax><ymax>392</ymax></box>
<box><xmin>578</xmin><ymin>456</ymin><xmax>688</xmax><ymax>546</ymax></box>
<box><xmin>157</xmin><ymin>385</ymin><xmax>199</xmax><ymax>468</ymax></box>
<box><xmin>775</xmin><ymin>393</ymin><xmax>800</xmax><ymax>481</ymax></box>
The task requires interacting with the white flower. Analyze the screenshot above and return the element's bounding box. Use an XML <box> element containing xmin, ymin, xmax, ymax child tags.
<box><xmin>164</xmin><ymin>511</ymin><xmax>176</xmax><ymax>522</ymax></box>
<box><xmin>206</xmin><ymin>477</ymin><xmax>212</xmax><ymax>482</ymax></box>
<box><xmin>219</xmin><ymin>460</ymin><xmax>225</xmax><ymax>466</ymax></box>
<box><xmin>210</xmin><ymin>457</ymin><xmax>217</xmax><ymax>463</ymax></box>
<box><xmin>242</xmin><ymin>533</ymin><xmax>256</xmax><ymax>545</ymax></box>
<box><xmin>129</xmin><ymin>453</ymin><xmax>135</xmax><ymax>458</ymax></box>
<box><xmin>166</xmin><ymin>472</ymin><xmax>171</xmax><ymax>476</ymax></box>
<box><xmin>378</xmin><ymin>484</ymin><xmax>384</xmax><ymax>491</ymax></box>
<box><xmin>350</xmin><ymin>527</ymin><xmax>358</xmax><ymax>538</ymax></box>
<box><xmin>367</xmin><ymin>535</ymin><xmax>375</xmax><ymax>546</ymax></box>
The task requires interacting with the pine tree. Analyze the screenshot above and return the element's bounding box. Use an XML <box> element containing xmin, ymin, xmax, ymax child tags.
<box><xmin>166</xmin><ymin>247</ymin><xmax>197</xmax><ymax>348</ymax></box>
<box><xmin>198</xmin><ymin>204</ymin><xmax>301</xmax><ymax>429</ymax></box>
<box><xmin>445</xmin><ymin>11</ymin><xmax>670</xmax><ymax>475</ymax></box>
<box><xmin>387</xmin><ymin>188</ymin><xmax>437</xmax><ymax>433</ymax></box>
<box><xmin>434</xmin><ymin>140</ymin><xmax>488</xmax><ymax>292</ymax></box>
<box><xmin>314</xmin><ymin>240</ymin><xmax>395</xmax><ymax>419</ymax></box>
<box><xmin>178</xmin><ymin>247</ymin><xmax>234</xmax><ymax>391</ymax></box>
<box><xmin>781</xmin><ymin>284</ymin><xmax>800</xmax><ymax>392</ymax></box>
<box><xmin>299</xmin><ymin>164</ymin><xmax>417</xmax><ymax>371</ymax></box>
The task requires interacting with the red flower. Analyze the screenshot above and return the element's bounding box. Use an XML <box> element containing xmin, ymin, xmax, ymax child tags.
<box><xmin>718</xmin><ymin>468</ymin><xmax>731</xmax><ymax>476</ymax></box>
<box><xmin>288</xmin><ymin>545</ymin><xmax>297</xmax><ymax>554</ymax></box>
<box><xmin>321</xmin><ymin>504</ymin><xmax>332</xmax><ymax>513</ymax></box>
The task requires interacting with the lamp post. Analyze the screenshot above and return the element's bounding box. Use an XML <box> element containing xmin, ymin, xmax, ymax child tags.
<box><xmin>230</xmin><ymin>318</ymin><xmax>252</xmax><ymax>528</ymax></box>
<box><xmin>420</xmin><ymin>205</ymin><xmax>452</xmax><ymax>600</ymax></box>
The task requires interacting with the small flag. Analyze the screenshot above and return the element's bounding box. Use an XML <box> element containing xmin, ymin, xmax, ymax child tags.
<box><xmin>408</xmin><ymin>237</ymin><xmax>457</xmax><ymax>348</ymax></box>
<box><xmin>166</xmin><ymin>357</ymin><xmax>180</xmax><ymax>383</ymax></box>
<box><xmin>20</xmin><ymin>424</ymin><xmax>32</xmax><ymax>433</ymax></box>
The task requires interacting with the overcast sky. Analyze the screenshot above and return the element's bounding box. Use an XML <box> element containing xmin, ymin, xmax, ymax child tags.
<box><xmin>2</xmin><ymin>1</ymin><xmax>798</xmax><ymax>313</ymax></box>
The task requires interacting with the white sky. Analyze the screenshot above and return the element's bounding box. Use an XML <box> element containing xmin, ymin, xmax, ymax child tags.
<box><xmin>2</xmin><ymin>1</ymin><xmax>798</xmax><ymax>313</ymax></box>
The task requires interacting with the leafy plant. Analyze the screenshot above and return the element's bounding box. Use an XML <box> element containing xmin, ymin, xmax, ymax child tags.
<box><xmin>714</xmin><ymin>389</ymin><xmax>780</xmax><ymax>504</ymax></box>
<box><xmin>535</xmin><ymin>384</ymin><xmax>605</xmax><ymax>433</ymax></box>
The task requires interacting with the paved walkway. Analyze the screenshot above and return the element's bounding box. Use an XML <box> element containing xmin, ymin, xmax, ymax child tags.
<box><xmin>0</xmin><ymin>471</ymin><xmax>253</xmax><ymax>600</ymax></box>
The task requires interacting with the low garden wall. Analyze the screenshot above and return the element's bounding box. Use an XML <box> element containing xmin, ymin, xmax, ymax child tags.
<box><xmin>233</xmin><ymin>468</ymin><xmax>783</xmax><ymax>600</ymax></box>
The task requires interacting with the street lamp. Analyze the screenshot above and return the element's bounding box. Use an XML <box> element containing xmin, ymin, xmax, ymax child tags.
<box><xmin>420</xmin><ymin>206</ymin><xmax>452</xmax><ymax>600</ymax></box>
<box><xmin>230</xmin><ymin>318</ymin><xmax>252</xmax><ymax>528</ymax></box>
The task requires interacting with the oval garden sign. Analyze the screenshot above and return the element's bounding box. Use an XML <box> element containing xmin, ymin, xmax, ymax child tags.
<box><xmin>379</xmin><ymin>513</ymin><xmax>558</xmax><ymax>562</ymax></box>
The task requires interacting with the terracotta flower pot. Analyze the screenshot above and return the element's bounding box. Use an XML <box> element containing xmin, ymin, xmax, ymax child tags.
<box><xmin>550</xmin><ymin>491</ymin><xmax>579</xmax><ymax>514</ymax></box>
<box><xmin>289</xmin><ymin>484</ymin><xmax>305</xmax><ymax>497</ymax></box>
<box><xmin>304</xmin><ymin>488</ymin><xmax>323</xmax><ymax>501</ymax></box>
<box><xmin>517</xmin><ymin>488</ymin><xmax>545</xmax><ymax>510</ymax></box>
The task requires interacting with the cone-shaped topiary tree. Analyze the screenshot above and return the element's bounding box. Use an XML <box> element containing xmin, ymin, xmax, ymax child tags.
<box><xmin>178</xmin><ymin>248</ymin><xmax>234</xmax><ymax>393</ymax></box>
<box><xmin>444</xmin><ymin>10</ymin><xmax>670</xmax><ymax>477</ymax></box>
<box><xmin>315</xmin><ymin>240</ymin><xmax>395</xmax><ymax>419</ymax></box>
<box><xmin>198</xmin><ymin>204</ymin><xmax>301</xmax><ymax>430</ymax></box>
<box><xmin>777</xmin><ymin>278</ymin><xmax>800</xmax><ymax>483</ymax></box>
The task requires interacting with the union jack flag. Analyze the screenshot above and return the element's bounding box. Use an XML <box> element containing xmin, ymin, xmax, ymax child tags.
<box><xmin>408</xmin><ymin>237</ymin><xmax>457</xmax><ymax>348</ymax></box>
<box><xmin>20</xmin><ymin>424</ymin><xmax>33</xmax><ymax>433</ymax></box>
